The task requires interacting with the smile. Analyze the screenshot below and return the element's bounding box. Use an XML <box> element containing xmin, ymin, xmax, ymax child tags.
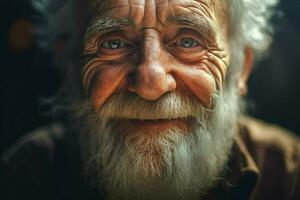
<box><xmin>116</xmin><ymin>118</ymin><xmax>195</xmax><ymax>133</ymax></box>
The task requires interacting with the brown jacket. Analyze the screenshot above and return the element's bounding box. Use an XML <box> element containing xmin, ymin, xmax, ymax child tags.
<box><xmin>1</xmin><ymin>116</ymin><xmax>300</xmax><ymax>200</ymax></box>
<box><xmin>209</xmin><ymin>116</ymin><xmax>300</xmax><ymax>200</ymax></box>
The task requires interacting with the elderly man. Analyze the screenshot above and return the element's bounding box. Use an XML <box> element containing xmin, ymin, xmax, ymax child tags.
<box><xmin>1</xmin><ymin>0</ymin><xmax>300</xmax><ymax>200</ymax></box>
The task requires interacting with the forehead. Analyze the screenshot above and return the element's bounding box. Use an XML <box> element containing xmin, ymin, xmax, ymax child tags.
<box><xmin>94</xmin><ymin>0</ymin><xmax>228</xmax><ymax>23</ymax></box>
<box><xmin>98</xmin><ymin>0</ymin><xmax>223</xmax><ymax>8</ymax></box>
<box><xmin>85</xmin><ymin>0</ymin><xmax>229</xmax><ymax>43</ymax></box>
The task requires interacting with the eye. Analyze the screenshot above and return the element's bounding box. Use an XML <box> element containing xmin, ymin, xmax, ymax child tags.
<box><xmin>101</xmin><ymin>39</ymin><xmax>126</xmax><ymax>49</ymax></box>
<box><xmin>177</xmin><ymin>38</ymin><xmax>200</xmax><ymax>48</ymax></box>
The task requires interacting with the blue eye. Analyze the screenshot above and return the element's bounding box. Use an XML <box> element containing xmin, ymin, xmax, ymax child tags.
<box><xmin>102</xmin><ymin>39</ymin><xmax>125</xmax><ymax>49</ymax></box>
<box><xmin>179</xmin><ymin>38</ymin><xmax>199</xmax><ymax>48</ymax></box>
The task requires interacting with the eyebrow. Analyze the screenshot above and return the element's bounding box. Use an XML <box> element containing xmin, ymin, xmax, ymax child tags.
<box><xmin>84</xmin><ymin>14</ymin><xmax>218</xmax><ymax>43</ymax></box>
<box><xmin>84</xmin><ymin>17</ymin><xmax>133</xmax><ymax>42</ymax></box>
<box><xmin>167</xmin><ymin>15</ymin><xmax>217</xmax><ymax>42</ymax></box>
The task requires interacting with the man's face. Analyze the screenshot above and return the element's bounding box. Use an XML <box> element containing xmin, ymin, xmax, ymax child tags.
<box><xmin>82</xmin><ymin>0</ymin><xmax>229</xmax><ymax>128</ymax></box>
<box><xmin>78</xmin><ymin>1</ymin><xmax>236</xmax><ymax>199</ymax></box>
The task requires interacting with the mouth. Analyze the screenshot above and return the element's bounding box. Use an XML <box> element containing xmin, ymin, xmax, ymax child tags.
<box><xmin>116</xmin><ymin>117</ymin><xmax>195</xmax><ymax>133</ymax></box>
<box><xmin>130</xmin><ymin>118</ymin><xmax>190</xmax><ymax>123</ymax></box>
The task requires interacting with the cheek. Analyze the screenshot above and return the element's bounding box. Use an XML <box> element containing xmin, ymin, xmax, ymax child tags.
<box><xmin>173</xmin><ymin>50</ymin><xmax>228</xmax><ymax>107</ymax></box>
<box><xmin>174</xmin><ymin>66</ymin><xmax>217</xmax><ymax>107</ymax></box>
<box><xmin>82</xmin><ymin>63</ymin><xmax>131</xmax><ymax>109</ymax></box>
<box><xmin>203</xmin><ymin>51</ymin><xmax>228</xmax><ymax>89</ymax></box>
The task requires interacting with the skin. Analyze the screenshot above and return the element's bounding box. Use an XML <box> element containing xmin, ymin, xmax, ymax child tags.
<box><xmin>81</xmin><ymin>0</ymin><xmax>251</xmax><ymax>131</ymax></box>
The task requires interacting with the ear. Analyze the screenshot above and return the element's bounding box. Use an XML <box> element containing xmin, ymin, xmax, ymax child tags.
<box><xmin>237</xmin><ymin>47</ymin><xmax>253</xmax><ymax>96</ymax></box>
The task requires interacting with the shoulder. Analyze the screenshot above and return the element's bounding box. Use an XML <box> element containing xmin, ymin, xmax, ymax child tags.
<box><xmin>238</xmin><ymin>116</ymin><xmax>300</xmax><ymax>199</ymax></box>
<box><xmin>2</xmin><ymin>123</ymin><xmax>65</xmax><ymax>167</ymax></box>
<box><xmin>0</xmin><ymin>123</ymin><xmax>65</xmax><ymax>200</ymax></box>
<box><xmin>238</xmin><ymin>116</ymin><xmax>300</xmax><ymax>161</ymax></box>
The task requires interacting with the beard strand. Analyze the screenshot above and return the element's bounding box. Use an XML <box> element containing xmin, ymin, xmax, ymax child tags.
<box><xmin>73</xmin><ymin>87</ymin><xmax>240</xmax><ymax>200</ymax></box>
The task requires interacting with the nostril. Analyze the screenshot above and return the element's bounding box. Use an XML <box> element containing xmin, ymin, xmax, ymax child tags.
<box><xmin>127</xmin><ymin>72</ymin><xmax>138</xmax><ymax>93</ymax></box>
<box><xmin>127</xmin><ymin>72</ymin><xmax>136</xmax><ymax>85</ymax></box>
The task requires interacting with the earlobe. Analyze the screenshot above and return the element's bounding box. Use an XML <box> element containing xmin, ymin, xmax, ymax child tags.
<box><xmin>237</xmin><ymin>47</ymin><xmax>253</xmax><ymax>96</ymax></box>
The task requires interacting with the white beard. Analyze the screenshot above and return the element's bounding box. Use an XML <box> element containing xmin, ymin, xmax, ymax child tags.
<box><xmin>73</xmin><ymin>86</ymin><xmax>240</xmax><ymax>200</ymax></box>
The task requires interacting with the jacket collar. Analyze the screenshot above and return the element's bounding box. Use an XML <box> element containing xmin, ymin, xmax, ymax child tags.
<box><xmin>205</xmin><ymin>126</ymin><xmax>260</xmax><ymax>200</ymax></box>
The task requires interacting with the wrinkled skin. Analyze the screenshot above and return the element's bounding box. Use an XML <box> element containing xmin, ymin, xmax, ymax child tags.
<box><xmin>81</xmin><ymin>0</ymin><xmax>233</xmax><ymax>130</ymax></box>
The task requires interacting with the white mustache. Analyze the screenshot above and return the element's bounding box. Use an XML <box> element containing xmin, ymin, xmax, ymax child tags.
<box><xmin>97</xmin><ymin>92</ymin><xmax>215</xmax><ymax>120</ymax></box>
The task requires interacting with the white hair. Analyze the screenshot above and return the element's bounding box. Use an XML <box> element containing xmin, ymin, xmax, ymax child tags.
<box><xmin>74</xmin><ymin>85</ymin><xmax>240</xmax><ymax>200</ymax></box>
<box><xmin>225</xmin><ymin>0</ymin><xmax>278</xmax><ymax>85</ymax></box>
<box><xmin>229</xmin><ymin>0</ymin><xmax>278</xmax><ymax>53</ymax></box>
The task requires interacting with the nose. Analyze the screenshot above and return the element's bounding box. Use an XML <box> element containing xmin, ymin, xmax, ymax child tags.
<box><xmin>128</xmin><ymin>30</ymin><xmax>176</xmax><ymax>100</ymax></box>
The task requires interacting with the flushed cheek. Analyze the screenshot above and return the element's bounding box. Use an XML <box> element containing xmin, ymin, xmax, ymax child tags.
<box><xmin>175</xmin><ymin>66</ymin><xmax>216</xmax><ymax>107</ymax></box>
<box><xmin>82</xmin><ymin>64</ymin><xmax>131</xmax><ymax>109</ymax></box>
<box><xmin>174</xmin><ymin>51</ymin><xmax>227</xmax><ymax>88</ymax></box>
<box><xmin>172</xmin><ymin>50</ymin><xmax>228</xmax><ymax>107</ymax></box>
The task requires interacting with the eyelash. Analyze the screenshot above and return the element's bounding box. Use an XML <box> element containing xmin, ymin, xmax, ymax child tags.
<box><xmin>98</xmin><ymin>34</ymin><xmax>202</xmax><ymax>50</ymax></box>
<box><xmin>174</xmin><ymin>37</ymin><xmax>200</xmax><ymax>48</ymax></box>
<box><xmin>101</xmin><ymin>39</ymin><xmax>126</xmax><ymax>49</ymax></box>
<box><xmin>98</xmin><ymin>36</ymin><xmax>134</xmax><ymax>51</ymax></box>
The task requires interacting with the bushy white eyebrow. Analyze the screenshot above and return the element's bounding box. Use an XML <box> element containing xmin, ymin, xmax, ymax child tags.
<box><xmin>167</xmin><ymin>14</ymin><xmax>218</xmax><ymax>42</ymax></box>
<box><xmin>84</xmin><ymin>17</ymin><xmax>132</xmax><ymax>42</ymax></box>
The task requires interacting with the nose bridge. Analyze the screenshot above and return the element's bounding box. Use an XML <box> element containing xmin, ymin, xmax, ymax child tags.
<box><xmin>141</xmin><ymin>30</ymin><xmax>161</xmax><ymax>65</ymax></box>
<box><xmin>128</xmin><ymin>30</ymin><xmax>176</xmax><ymax>100</ymax></box>
<box><xmin>137</xmin><ymin>29</ymin><xmax>165</xmax><ymax>82</ymax></box>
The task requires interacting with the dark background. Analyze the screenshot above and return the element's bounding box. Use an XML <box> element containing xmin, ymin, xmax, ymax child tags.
<box><xmin>1</xmin><ymin>0</ymin><xmax>300</xmax><ymax>154</ymax></box>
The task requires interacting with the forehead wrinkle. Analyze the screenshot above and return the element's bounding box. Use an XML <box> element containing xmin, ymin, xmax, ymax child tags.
<box><xmin>86</xmin><ymin>0</ymin><xmax>224</xmax><ymax>39</ymax></box>
<box><xmin>168</xmin><ymin>0</ymin><xmax>212</xmax><ymax>9</ymax></box>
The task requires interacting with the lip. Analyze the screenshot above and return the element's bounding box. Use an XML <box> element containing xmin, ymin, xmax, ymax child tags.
<box><xmin>130</xmin><ymin>118</ymin><xmax>188</xmax><ymax>124</ymax></box>
<box><xmin>117</xmin><ymin>118</ymin><xmax>195</xmax><ymax>133</ymax></box>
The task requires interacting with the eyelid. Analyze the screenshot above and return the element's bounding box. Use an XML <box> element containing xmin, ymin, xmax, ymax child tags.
<box><xmin>99</xmin><ymin>36</ymin><xmax>134</xmax><ymax>49</ymax></box>
<box><xmin>168</xmin><ymin>35</ymin><xmax>203</xmax><ymax>49</ymax></box>
<box><xmin>167</xmin><ymin>28</ymin><xmax>203</xmax><ymax>44</ymax></box>
<box><xmin>101</xmin><ymin>39</ymin><xmax>125</xmax><ymax>49</ymax></box>
<box><xmin>93</xmin><ymin>29</ymin><xmax>130</xmax><ymax>43</ymax></box>
<box><xmin>177</xmin><ymin>36</ymin><xmax>201</xmax><ymax>44</ymax></box>
<box><xmin>179</xmin><ymin>31</ymin><xmax>203</xmax><ymax>43</ymax></box>
<box><xmin>178</xmin><ymin>26</ymin><xmax>213</xmax><ymax>42</ymax></box>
